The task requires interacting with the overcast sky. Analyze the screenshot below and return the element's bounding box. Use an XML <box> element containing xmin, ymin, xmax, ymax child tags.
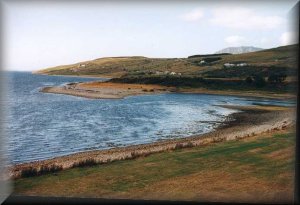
<box><xmin>2</xmin><ymin>0</ymin><xmax>299</xmax><ymax>71</ymax></box>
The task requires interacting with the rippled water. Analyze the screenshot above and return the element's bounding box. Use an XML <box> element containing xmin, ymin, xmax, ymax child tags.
<box><xmin>4</xmin><ymin>72</ymin><xmax>295</xmax><ymax>164</ymax></box>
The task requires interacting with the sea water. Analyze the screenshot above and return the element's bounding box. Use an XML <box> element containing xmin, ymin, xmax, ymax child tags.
<box><xmin>3</xmin><ymin>72</ymin><xmax>295</xmax><ymax>164</ymax></box>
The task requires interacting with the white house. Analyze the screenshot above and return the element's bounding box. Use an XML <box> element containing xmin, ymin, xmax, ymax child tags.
<box><xmin>237</xmin><ymin>63</ymin><xmax>247</xmax><ymax>67</ymax></box>
<box><xmin>199</xmin><ymin>60</ymin><xmax>206</xmax><ymax>65</ymax></box>
<box><xmin>224</xmin><ymin>63</ymin><xmax>235</xmax><ymax>68</ymax></box>
<box><xmin>78</xmin><ymin>64</ymin><xmax>86</xmax><ymax>68</ymax></box>
<box><xmin>224</xmin><ymin>63</ymin><xmax>247</xmax><ymax>68</ymax></box>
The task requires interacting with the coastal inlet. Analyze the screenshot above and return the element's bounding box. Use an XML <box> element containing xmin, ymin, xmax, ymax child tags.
<box><xmin>5</xmin><ymin>72</ymin><xmax>295</xmax><ymax>164</ymax></box>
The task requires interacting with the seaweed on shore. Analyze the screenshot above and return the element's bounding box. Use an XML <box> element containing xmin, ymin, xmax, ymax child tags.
<box><xmin>20</xmin><ymin>164</ymin><xmax>63</xmax><ymax>178</ymax></box>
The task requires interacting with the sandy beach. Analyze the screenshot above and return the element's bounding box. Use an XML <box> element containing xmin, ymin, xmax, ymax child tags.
<box><xmin>41</xmin><ymin>81</ymin><xmax>296</xmax><ymax>100</ymax></box>
<box><xmin>41</xmin><ymin>82</ymin><xmax>174</xmax><ymax>99</ymax></box>
<box><xmin>9</xmin><ymin>104</ymin><xmax>295</xmax><ymax>179</ymax></box>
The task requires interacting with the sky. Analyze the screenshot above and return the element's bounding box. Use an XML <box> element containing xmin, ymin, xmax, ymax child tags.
<box><xmin>1</xmin><ymin>0</ymin><xmax>299</xmax><ymax>71</ymax></box>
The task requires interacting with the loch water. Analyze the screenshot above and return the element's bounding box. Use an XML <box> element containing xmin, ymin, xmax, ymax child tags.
<box><xmin>3</xmin><ymin>72</ymin><xmax>295</xmax><ymax>164</ymax></box>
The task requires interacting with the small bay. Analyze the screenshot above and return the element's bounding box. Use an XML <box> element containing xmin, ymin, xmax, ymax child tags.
<box><xmin>4</xmin><ymin>72</ymin><xmax>295</xmax><ymax>164</ymax></box>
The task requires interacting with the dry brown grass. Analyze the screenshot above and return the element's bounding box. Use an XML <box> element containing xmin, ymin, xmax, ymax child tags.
<box><xmin>125</xmin><ymin>169</ymin><xmax>293</xmax><ymax>203</ymax></box>
<box><xmin>265</xmin><ymin>147</ymin><xmax>294</xmax><ymax>160</ymax></box>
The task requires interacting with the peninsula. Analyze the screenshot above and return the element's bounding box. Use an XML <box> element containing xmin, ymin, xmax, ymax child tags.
<box><xmin>36</xmin><ymin>44</ymin><xmax>298</xmax><ymax>100</ymax></box>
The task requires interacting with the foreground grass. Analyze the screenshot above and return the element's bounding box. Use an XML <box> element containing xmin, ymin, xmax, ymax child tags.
<box><xmin>13</xmin><ymin>130</ymin><xmax>295</xmax><ymax>203</ymax></box>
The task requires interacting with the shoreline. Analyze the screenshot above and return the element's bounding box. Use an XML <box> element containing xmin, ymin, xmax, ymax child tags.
<box><xmin>8</xmin><ymin>105</ymin><xmax>295</xmax><ymax>179</ymax></box>
<box><xmin>40</xmin><ymin>82</ymin><xmax>174</xmax><ymax>99</ymax></box>
<box><xmin>177</xmin><ymin>88</ymin><xmax>296</xmax><ymax>101</ymax></box>
<box><xmin>32</xmin><ymin>72</ymin><xmax>115</xmax><ymax>79</ymax></box>
<box><xmin>40</xmin><ymin>81</ymin><xmax>297</xmax><ymax>100</ymax></box>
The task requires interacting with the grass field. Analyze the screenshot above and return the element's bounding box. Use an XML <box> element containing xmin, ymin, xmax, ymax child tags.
<box><xmin>35</xmin><ymin>44</ymin><xmax>298</xmax><ymax>80</ymax></box>
<box><xmin>13</xmin><ymin>129</ymin><xmax>295</xmax><ymax>203</ymax></box>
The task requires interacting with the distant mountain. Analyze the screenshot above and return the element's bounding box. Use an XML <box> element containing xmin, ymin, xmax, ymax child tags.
<box><xmin>215</xmin><ymin>46</ymin><xmax>264</xmax><ymax>54</ymax></box>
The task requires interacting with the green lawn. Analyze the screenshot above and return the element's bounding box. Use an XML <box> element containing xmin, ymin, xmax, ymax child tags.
<box><xmin>13</xmin><ymin>130</ymin><xmax>295</xmax><ymax>203</ymax></box>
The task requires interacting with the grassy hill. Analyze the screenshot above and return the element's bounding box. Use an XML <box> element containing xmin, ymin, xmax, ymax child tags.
<box><xmin>35</xmin><ymin>44</ymin><xmax>298</xmax><ymax>93</ymax></box>
<box><xmin>34</xmin><ymin>56</ymin><xmax>202</xmax><ymax>78</ymax></box>
<box><xmin>35</xmin><ymin>44</ymin><xmax>298</xmax><ymax>78</ymax></box>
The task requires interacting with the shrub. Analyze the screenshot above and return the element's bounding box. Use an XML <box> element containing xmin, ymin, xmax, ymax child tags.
<box><xmin>253</xmin><ymin>74</ymin><xmax>266</xmax><ymax>87</ymax></box>
<box><xmin>50</xmin><ymin>164</ymin><xmax>62</xmax><ymax>172</ymax></box>
<box><xmin>245</xmin><ymin>76</ymin><xmax>253</xmax><ymax>84</ymax></box>
<box><xmin>39</xmin><ymin>164</ymin><xmax>62</xmax><ymax>174</ymax></box>
<box><xmin>174</xmin><ymin>143</ymin><xmax>184</xmax><ymax>150</ymax></box>
<box><xmin>202</xmin><ymin>57</ymin><xmax>222</xmax><ymax>63</ymax></box>
<box><xmin>187</xmin><ymin>53</ymin><xmax>231</xmax><ymax>58</ymax></box>
<box><xmin>21</xmin><ymin>167</ymin><xmax>38</xmax><ymax>177</ymax></box>
<box><xmin>20</xmin><ymin>164</ymin><xmax>63</xmax><ymax>177</ymax></box>
<box><xmin>186</xmin><ymin>141</ymin><xmax>194</xmax><ymax>148</ymax></box>
<box><xmin>268</xmin><ymin>73</ymin><xmax>287</xmax><ymax>83</ymax></box>
<box><xmin>72</xmin><ymin>158</ymin><xmax>98</xmax><ymax>168</ymax></box>
<box><xmin>131</xmin><ymin>151</ymin><xmax>140</xmax><ymax>159</ymax></box>
<box><xmin>141</xmin><ymin>152</ymin><xmax>151</xmax><ymax>157</ymax></box>
<box><xmin>212</xmin><ymin>137</ymin><xmax>224</xmax><ymax>143</ymax></box>
<box><xmin>110</xmin><ymin>76</ymin><xmax>205</xmax><ymax>88</ymax></box>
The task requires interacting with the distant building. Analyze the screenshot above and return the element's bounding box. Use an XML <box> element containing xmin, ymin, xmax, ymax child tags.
<box><xmin>224</xmin><ymin>62</ymin><xmax>247</xmax><ymax>68</ymax></box>
<box><xmin>78</xmin><ymin>64</ymin><xmax>86</xmax><ymax>68</ymax></box>
<box><xmin>199</xmin><ymin>60</ymin><xmax>206</xmax><ymax>65</ymax></box>
<box><xmin>224</xmin><ymin>63</ymin><xmax>235</xmax><ymax>68</ymax></box>
<box><xmin>237</xmin><ymin>63</ymin><xmax>247</xmax><ymax>67</ymax></box>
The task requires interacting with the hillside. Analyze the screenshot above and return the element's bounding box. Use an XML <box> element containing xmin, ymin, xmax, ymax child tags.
<box><xmin>34</xmin><ymin>56</ymin><xmax>201</xmax><ymax>78</ymax></box>
<box><xmin>35</xmin><ymin>44</ymin><xmax>298</xmax><ymax>79</ymax></box>
<box><xmin>215</xmin><ymin>46</ymin><xmax>263</xmax><ymax>54</ymax></box>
